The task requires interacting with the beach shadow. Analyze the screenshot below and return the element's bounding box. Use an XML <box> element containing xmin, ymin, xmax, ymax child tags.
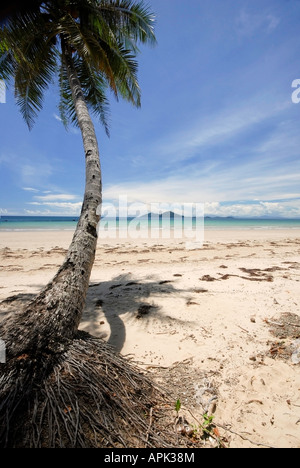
<box><xmin>0</xmin><ymin>279</ymin><xmax>189</xmax><ymax>355</ymax></box>
<box><xmin>83</xmin><ymin>274</ymin><xmax>186</xmax><ymax>353</ymax></box>
<box><xmin>0</xmin><ymin>293</ymin><xmax>37</xmax><ymax>322</ymax></box>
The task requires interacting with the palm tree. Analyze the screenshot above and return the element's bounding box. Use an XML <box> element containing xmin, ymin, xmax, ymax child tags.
<box><xmin>0</xmin><ymin>0</ymin><xmax>155</xmax><ymax>356</ymax></box>
<box><xmin>0</xmin><ymin>1</ymin><xmax>163</xmax><ymax>448</ymax></box>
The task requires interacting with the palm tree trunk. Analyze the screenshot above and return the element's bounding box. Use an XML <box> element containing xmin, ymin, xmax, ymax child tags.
<box><xmin>0</xmin><ymin>43</ymin><xmax>102</xmax><ymax>359</ymax></box>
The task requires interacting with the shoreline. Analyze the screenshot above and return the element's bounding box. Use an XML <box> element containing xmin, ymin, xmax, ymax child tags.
<box><xmin>0</xmin><ymin>227</ymin><xmax>299</xmax><ymax>249</ymax></box>
<box><xmin>1</xmin><ymin>216</ymin><xmax>300</xmax><ymax>235</ymax></box>
<box><xmin>1</xmin><ymin>229</ymin><xmax>300</xmax><ymax>447</ymax></box>
<box><xmin>1</xmin><ymin>225</ymin><xmax>300</xmax><ymax>232</ymax></box>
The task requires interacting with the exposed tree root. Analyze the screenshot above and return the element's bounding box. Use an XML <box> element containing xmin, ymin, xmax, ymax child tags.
<box><xmin>0</xmin><ymin>331</ymin><xmax>184</xmax><ymax>448</ymax></box>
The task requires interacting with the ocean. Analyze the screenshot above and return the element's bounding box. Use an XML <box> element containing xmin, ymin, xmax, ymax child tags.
<box><xmin>0</xmin><ymin>216</ymin><xmax>79</xmax><ymax>231</ymax></box>
<box><xmin>0</xmin><ymin>215</ymin><xmax>300</xmax><ymax>232</ymax></box>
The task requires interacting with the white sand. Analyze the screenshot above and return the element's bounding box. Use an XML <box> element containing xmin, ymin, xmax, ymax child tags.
<box><xmin>1</xmin><ymin>228</ymin><xmax>300</xmax><ymax>448</ymax></box>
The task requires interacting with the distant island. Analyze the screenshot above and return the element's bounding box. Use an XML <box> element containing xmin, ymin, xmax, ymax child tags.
<box><xmin>136</xmin><ymin>211</ymin><xmax>236</xmax><ymax>220</ymax></box>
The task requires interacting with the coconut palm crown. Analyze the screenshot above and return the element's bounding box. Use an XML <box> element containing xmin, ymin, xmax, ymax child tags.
<box><xmin>0</xmin><ymin>0</ymin><xmax>156</xmax><ymax>133</ymax></box>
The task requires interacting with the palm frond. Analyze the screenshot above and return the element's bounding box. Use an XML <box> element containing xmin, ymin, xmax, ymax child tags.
<box><xmin>14</xmin><ymin>36</ymin><xmax>57</xmax><ymax>128</ymax></box>
<box><xmin>98</xmin><ymin>0</ymin><xmax>156</xmax><ymax>46</ymax></box>
<box><xmin>1</xmin><ymin>8</ymin><xmax>58</xmax><ymax>127</ymax></box>
<box><xmin>78</xmin><ymin>59</ymin><xmax>111</xmax><ymax>136</ymax></box>
<box><xmin>107</xmin><ymin>42</ymin><xmax>141</xmax><ymax>106</ymax></box>
<box><xmin>58</xmin><ymin>12</ymin><xmax>120</xmax><ymax>97</ymax></box>
<box><xmin>14</xmin><ymin>48</ymin><xmax>57</xmax><ymax>128</ymax></box>
<box><xmin>0</xmin><ymin>43</ymin><xmax>15</xmax><ymax>83</ymax></box>
<box><xmin>59</xmin><ymin>56</ymin><xmax>111</xmax><ymax>135</ymax></box>
<box><xmin>58</xmin><ymin>60</ymin><xmax>77</xmax><ymax>129</ymax></box>
<box><xmin>0</xmin><ymin>0</ymin><xmax>156</xmax><ymax>131</ymax></box>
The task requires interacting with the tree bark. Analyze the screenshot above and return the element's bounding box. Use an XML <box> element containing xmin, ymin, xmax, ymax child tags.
<box><xmin>0</xmin><ymin>42</ymin><xmax>102</xmax><ymax>359</ymax></box>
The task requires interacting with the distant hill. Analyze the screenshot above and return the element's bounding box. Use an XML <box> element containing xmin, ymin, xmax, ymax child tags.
<box><xmin>136</xmin><ymin>211</ymin><xmax>183</xmax><ymax>220</ymax></box>
<box><xmin>150</xmin><ymin>211</ymin><xmax>183</xmax><ymax>219</ymax></box>
<box><xmin>205</xmin><ymin>216</ymin><xmax>235</xmax><ymax>219</ymax></box>
<box><xmin>123</xmin><ymin>212</ymin><xmax>237</xmax><ymax>220</ymax></box>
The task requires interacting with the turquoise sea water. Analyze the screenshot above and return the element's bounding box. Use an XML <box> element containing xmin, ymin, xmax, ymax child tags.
<box><xmin>0</xmin><ymin>216</ymin><xmax>80</xmax><ymax>231</ymax></box>
<box><xmin>1</xmin><ymin>216</ymin><xmax>300</xmax><ymax>232</ymax></box>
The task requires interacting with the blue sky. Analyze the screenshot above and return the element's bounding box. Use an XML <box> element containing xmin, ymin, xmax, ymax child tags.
<box><xmin>1</xmin><ymin>0</ymin><xmax>300</xmax><ymax>218</ymax></box>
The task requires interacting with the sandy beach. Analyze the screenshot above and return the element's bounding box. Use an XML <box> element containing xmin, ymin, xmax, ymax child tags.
<box><xmin>1</xmin><ymin>228</ymin><xmax>300</xmax><ymax>448</ymax></box>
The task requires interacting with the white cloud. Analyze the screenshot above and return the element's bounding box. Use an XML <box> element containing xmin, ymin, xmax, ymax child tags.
<box><xmin>24</xmin><ymin>209</ymin><xmax>53</xmax><ymax>215</ymax></box>
<box><xmin>53</xmin><ymin>113</ymin><xmax>80</xmax><ymax>135</ymax></box>
<box><xmin>204</xmin><ymin>200</ymin><xmax>300</xmax><ymax>218</ymax></box>
<box><xmin>152</xmin><ymin>99</ymin><xmax>290</xmax><ymax>165</ymax></box>
<box><xmin>26</xmin><ymin>193</ymin><xmax>82</xmax><ymax>216</ymax></box>
<box><xmin>102</xmin><ymin>95</ymin><xmax>299</xmax><ymax>217</ymax></box>
<box><xmin>33</xmin><ymin>193</ymin><xmax>78</xmax><ymax>202</ymax></box>
<box><xmin>27</xmin><ymin>201</ymin><xmax>82</xmax><ymax>214</ymax></box>
<box><xmin>22</xmin><ymin>187</ymin><xmax>40</xmax><ymax>192</ymax></box>
<box><xmin>103</xmin><ymin>162</ymin><xmax>300</xmax><ymax>205</ymax></box>
<box><xmin>24</xmin><ymin>208</ymin><xmax>80</xmax><ymax>216</ymax></box>
<box><xmin>102</xmin><ymin>153</ymin><xmax>300</xmax><ymax>219</ymax></box>
<box><xmin>53</xmin><ymin>113</ymin><xmax>63</xmax><ymax>122</ymax></box>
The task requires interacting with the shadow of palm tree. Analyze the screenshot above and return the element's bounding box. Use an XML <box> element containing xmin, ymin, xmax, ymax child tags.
<box><xmin>82</xmin><ymin>273</ymin><xmax>187</xmax><ymax>353</ymax></box>
<box><xmin>0</xmin><ymin>278</ymin><xmax>190</xmax><ymax>355</ymax></box>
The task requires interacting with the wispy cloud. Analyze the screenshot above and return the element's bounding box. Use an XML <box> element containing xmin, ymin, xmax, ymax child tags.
<box><xmin>33</xmin><ymin>193</ymin><xmax>78</xmax><ymax>202</ymax></box>
<box><xmin>26</xmin><ymin>192</ymin><xmax>82</xmax><ymax>215</ymax></box>
<box><xmin>103</xmin><ymin>178</ymin><xmax>300</xmax><ymax>218</ymax></box>
<box><xmin>22</xmin><ymin>187</ymin><xmax>40</xmax><ymax>193</ymax></box>
<box><xmin>20</xmin><ymin>163</ymin><xmax>53</xmax><ymax>185</ymax></box>
<box><xmin>24</xmin><ymin>207</ymin><xmax>81</xmax><ymax>216</ymax></box>
<box><xmin>1</xmin><ymin>151</ymin><xmax>54</xmax><ymax>186</ymax></box>
<box><xmin>53</xmin><ymin>113</ymin><xmax>62</xmax><ymax>122</ymax></box>
<box><xmin>28</xmin><ymin>201</ymin><xmax>82</xmax><ymax>213</ymax></box>
<box><xmin>205</xmin><ymin>200</ymin><xmax>300</xmax><ymax>218</ymax></box>
<box><xmin>103</xmin><ymin>167</ymin><xmax>300</xmax><ymax>206</ymax></box>
<box><xmin>103</xmin><ymin>148</ymin><xmax>300</xmax><ymax>218</ymax></box>
<box><xmin>237</xmin><ymin>9</ymin><xmax>280</xmax><ymax>37</ymax></box>
<box><xmin>150</xmin><ymin>99</ymin><xmax>290</xmax><ymax>166</ymax></box>
<box><xmin>53</xmin><ymin>113</ymin><xmax>80</xmax><ymax>135</ymax></box>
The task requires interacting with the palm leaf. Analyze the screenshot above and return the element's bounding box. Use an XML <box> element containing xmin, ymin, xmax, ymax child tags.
<box><xmin>78</xmin><ymin>60</ymin><xmax>111</xmax><ymax>136</ymax></box>
<box><xmin>1</xmin><ymin>8</ymin><xmax>58</xmax><ymax>127</ymax></box>
<box><xmin>14</xmin><ymin>39</ymin><xmax>57</xmax><ymax>128</ymax></box>
<box><xmin>0</xmin><ymin>46</ymin><xmax>15</xmax><ymax>83</ymax></box>
<box><xmin>99</xmin><ymin>0</ymin><xmax>156</xmax><ymax>46</ymax></box>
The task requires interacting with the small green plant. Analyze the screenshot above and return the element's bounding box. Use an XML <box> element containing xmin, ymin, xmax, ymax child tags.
<box><xmin>175</xmin><ymin>399</ymin><xmax>181</xmax><ymax>416</ymax></box>
<box><xmin>202</xmin><ymin>413</ymin><xmax>215</xmax><ymax>431</ymax></box>
<box><xmin>191</xmin><ymin>413</ymin><xmax>216</xmax><ymax>440</ymax></box>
